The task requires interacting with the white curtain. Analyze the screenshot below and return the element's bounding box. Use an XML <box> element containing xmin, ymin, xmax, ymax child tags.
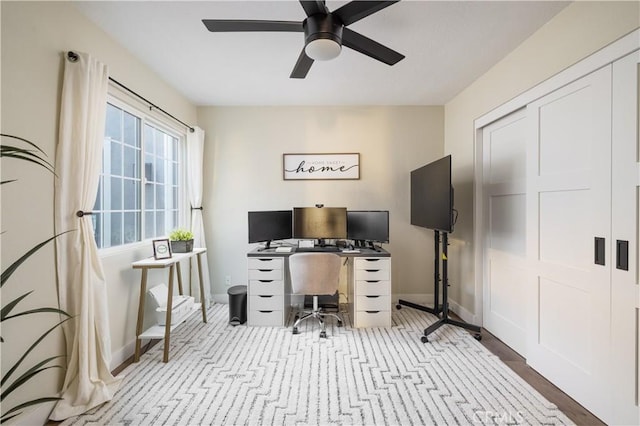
<box><xmin>50</xmin><ymin>51</ymin><xmax>122</xmax><ymax>421</ymax></box>
<box><xmin>187</xmin><ymin>127</ymin><xmax>211</xmax><ymax>306</ymax></box>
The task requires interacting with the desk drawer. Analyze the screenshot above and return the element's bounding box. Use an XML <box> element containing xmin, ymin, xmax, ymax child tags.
<box><xmin>248</xmin><ymin>257</ymin><xmax>283</xmax><ymax>270</ymax></box>
<box><xmin>356</xmin><ymin>295</ymin><xmax>390</xmax><ymax>311</ymax></box>
<box><xmin>248</xmin><ymin>309</ymin><xmax>283</xmax><ymax>327</ymax></box>
<box><xmin>249</xmin><ymin>280</ymin><xmax>284</xmax><ymax>296</ymax></box>
<box><xmin>250</xmin><ymin>295</ymin><xmax>283</xmax><ymax>311</ymax></box>
<box><xmin>355</xmin><ymin>268</ymin><xmax>389</xmax><ymax>281</ymax></box>
<box><xmin>356</xmin><ymin>280</ymin><xmax>391</xmax><ymax>296</ymax></box>
<box><xmin>355</xmin><ymin>310</ymin><xmax>391</xmax><ymax>328</ymax></box>
<box><xmin>355</xmin><ymin>258</ymin><xmax>390</xmax><ymax>270</ymax></box>
<box><xmin>248</xmin><ymin>268</ymin><xmax>283</xmax><ymax>281</ymax></box>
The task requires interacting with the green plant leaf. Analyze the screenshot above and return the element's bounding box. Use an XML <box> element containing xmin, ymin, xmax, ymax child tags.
<box><xmin>0</xmin><ymin>291</ymin><xmax>33</xmax><ymax>321</ymax></box>
<box><xmin>0</xmin><ymin>149</ymin><xmax>56</xmax><ymax>175</ymax></box>
<box><xmin>3</xmin><ymin>307</ymin><xmax>71</xmax><ymax>322</ymax></box>
<box><xmin>1</xmin><ymin>232</ymin><xmax>72</xmax><ymax>288</ymax></box>
<box><xmin>1</xmin><ymin>317</ymin><xmax>71</xmax><ymax>387</ymax></box>
<box><xmin>0</xmin><ymin>134</ymin><xmax>47</xmax><ymax>155</ymax></box>
<box><xmin>1</xmin><ymin>357</ymin><xmax>63</xmax><ymax>401</ymax></box>
<box><xmin>0</xmin><ymin>396</ymin><xmax>62</xmax><ymax>423</ymax></box>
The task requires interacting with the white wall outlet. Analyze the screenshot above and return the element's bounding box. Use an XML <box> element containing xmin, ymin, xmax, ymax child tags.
<box><xmin>225</xmin><ymin>275</ymin><xmax>231</xmax><ymax>286</ymax></box>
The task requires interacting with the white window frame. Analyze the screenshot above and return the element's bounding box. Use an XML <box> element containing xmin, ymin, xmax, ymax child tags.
<box><xmin>94</xmin><ymin>92</ymin><xmax>189</xmax><ymax>256</ymax></box>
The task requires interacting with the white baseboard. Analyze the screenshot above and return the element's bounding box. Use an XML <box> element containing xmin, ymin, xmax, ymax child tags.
<box><xmin>448</xmin><ymin>299</ymin><xmax>481</xmax><ymax>326</ymax></box>
<box><xmin>110</xmin><ymin>339</ymin><xmax>136</xmax><ymax>372</ymax></box>
<box><xmin>394</xmin><ymin>293</ymin><xmax>481</xmax><ymax>326</ymax></box>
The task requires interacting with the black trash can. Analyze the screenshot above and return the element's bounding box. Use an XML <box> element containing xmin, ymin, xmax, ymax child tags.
<box><xmin>227</xmin><ymin>285</ymin><xmax>247</xmax><ymax>326</ymax></box>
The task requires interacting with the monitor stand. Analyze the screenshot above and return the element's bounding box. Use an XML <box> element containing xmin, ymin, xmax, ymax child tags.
<box><xmin>257</xmin><ymin>240</ymin><xmax>272</xmax><ymax>252</ymax></box>
<box><xmin>397</xmin><ymin>230</ymin><xmax>481</xmax><ymax>342</ymax></box>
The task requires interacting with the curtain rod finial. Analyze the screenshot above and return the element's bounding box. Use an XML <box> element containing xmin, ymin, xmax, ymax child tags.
<box><xmin>67</xmin><ymin>51</ymin><xmax>79</xmax><ymax>62</ymax></box>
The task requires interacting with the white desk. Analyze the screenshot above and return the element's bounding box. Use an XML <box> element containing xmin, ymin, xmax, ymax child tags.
<box><xmin>246</xmin><ymin>247</ymin><xmax>391</xmax><ymax>328</ymax></box>
<box><xmin>132</xmin><ymin>248</ymin><xmax>207</xmax><ymax>362</ymax></box>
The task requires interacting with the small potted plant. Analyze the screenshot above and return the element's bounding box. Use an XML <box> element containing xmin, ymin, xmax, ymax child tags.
<box><xmin>169</xmin><ymin>228</ymin><xmax>194</xmax><ymax>253</ymax></box>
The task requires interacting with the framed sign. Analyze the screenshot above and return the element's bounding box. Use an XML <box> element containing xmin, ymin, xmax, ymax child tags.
<box><xmin>283</xmin><ymin>153</ymin><xmax>360</xmax><ymax>180</ymax></box>
<box><xmin>152</xmin><ymin>239</ymin><xmax>172</xmax><ymax>260</ymax></box>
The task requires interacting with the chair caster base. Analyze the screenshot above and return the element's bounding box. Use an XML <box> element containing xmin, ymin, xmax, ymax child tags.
<box><xmin>292</xmin><ymin>327</ymin><xmax>300</xmax><ymax>335</ymax></box>
<box><xmin>319</xmin><ymin>331</ymin><xmax>327</xmax><ymax>338</ymax></box>
<box><xmin>421</xmin><ymin>335</ymin><xmax>429</xmax><ymax>343</ymax></box>
<box><xmin>337</xmin><ymin>320</ymin><xmax>343</xmax><ymax>328</ymax></box>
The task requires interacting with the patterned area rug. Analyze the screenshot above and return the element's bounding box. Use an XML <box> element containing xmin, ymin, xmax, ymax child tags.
<box><xmin>62</xmin><ymin>304</ymin><xmax>573</xmax><ymax>425</ymax></box>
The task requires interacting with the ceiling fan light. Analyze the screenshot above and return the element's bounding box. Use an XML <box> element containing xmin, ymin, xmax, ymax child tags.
<box><xmin>305</xmin><ymin>38</ymin><xmax>341</xmax><ymax>61</ymax></box>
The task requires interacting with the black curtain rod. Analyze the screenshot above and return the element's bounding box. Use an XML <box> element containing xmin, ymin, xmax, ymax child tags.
<box><xmin>67</xmin><ymin>51</ymin><xmax>195</xmax><ymax>133</ymax></box>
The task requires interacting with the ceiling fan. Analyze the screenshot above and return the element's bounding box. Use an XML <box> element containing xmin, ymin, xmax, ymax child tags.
<box><xmin>202</xmin><ymin>0</ymin><xmax>405</xmax><ymax>79</ymax></box>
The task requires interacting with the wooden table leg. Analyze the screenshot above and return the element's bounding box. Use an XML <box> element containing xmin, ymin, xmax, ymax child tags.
<box><xmin>163</xmin><ymin>264</ymin><xmax>175</xmax><ymax>363</ymax></box>
<box><xmin>134</xmin><ymin>268</ymin><xmax>148</xmax><ymax>362</ymax></box>
<box><xmin>197</xmin><ymin>253</ymin><xmax>208</xmax><ymax>323</ymax></box>
<box><xmin>176</xmin><ymin>261</ymin><xmax>184</xmax><ymax>296</ymax></box>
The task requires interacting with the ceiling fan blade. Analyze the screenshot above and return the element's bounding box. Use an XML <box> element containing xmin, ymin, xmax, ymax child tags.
<box><xmin>333</xmin><ymin>1</ymin><xmax>399</xmax><ymax>26</ymax></box>
<box><xmin>299</xmin><ymin>0</ymin><xmax>328</xmax><ymax>17</ymax></box>
<box><xmin>342</xmin><ymin>28</ymin><xmax>404</xmax><ymax>65</ymax></box>
<box><xmin>290</xmin><ymin>49</ymin><xmax>314</xmax><ymax>79</ymax></box>
<box><xmin>202</xmin><ymin>20</ymin><xmax>303</xmax><ymax>32</ymax></box>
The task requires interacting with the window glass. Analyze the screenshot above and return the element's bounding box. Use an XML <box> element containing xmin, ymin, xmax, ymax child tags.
<box><xmin>92</xmin><ymin>101</ymin><xmax>183</xmax><ymax>249</ymax></box>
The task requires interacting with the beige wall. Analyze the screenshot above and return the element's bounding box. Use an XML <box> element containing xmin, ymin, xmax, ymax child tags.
<box><xmin>444</xmin><ymin>1</ymin><xmax>640</xmax><ymax>317</ymax></box>
<box><xmin>197</xmin><ymin>106</ymin><xmax>444</xmax><ymax>302</ymax></box>
<box><xmin>1</xmin><ymin>1</ymin><xmax>196</xmax><ymax>419</ymax></box>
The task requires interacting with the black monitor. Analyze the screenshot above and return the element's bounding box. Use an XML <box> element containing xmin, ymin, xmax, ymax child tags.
<box><xmin>347</xmin><ymin>211</ymin><xmax>389</xmax><ymax>244</ymax></box>
<box><xmin>248</xmin><ymin>210</ymin><xmax>292</xmax><ymax>249</ymax></box>
<box><xmin>293</xmin><ymin>207</ymin><xmax>347</xmax><ymax>240</ymax></box>
<box><xmin>410</xmin><ymin>155</ymin><xmax>454</xmax><ymax>233</ymax></box>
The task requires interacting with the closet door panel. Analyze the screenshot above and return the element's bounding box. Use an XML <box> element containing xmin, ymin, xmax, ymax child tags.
<box><xmin>526</xmin><ymin>66</ymin><xmax>612</xmax><ymax>421</ymax></box>
<box><xmin>610</xmin><ymin>51</ymin><xmax>640</xmax><ymax>426</ymax></box>
<box><xmin>482</xmin><ymin>109</ymin><xmax>527</xmax><ymax>356</ymax></box>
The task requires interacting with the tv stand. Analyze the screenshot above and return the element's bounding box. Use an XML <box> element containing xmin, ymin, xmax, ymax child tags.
<box><xmin>397</xmin><ymin>230</ymin><xmax>481</xmax><ymax>342</ymax></box>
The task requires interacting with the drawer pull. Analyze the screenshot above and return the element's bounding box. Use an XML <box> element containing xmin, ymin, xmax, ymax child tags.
<box><xmin>364</xmin><ymin>259</ymin><xmax>380</xmax><ymax>262</ymax></box>
<box><xmin>365</xmin><ymin>310</ymin><xmax>380</xmax><ymax>314</ymax></box>
<box><xmin>258</xmin><ymin>295</ymin><xmax>273</xmax><ymax>298</ymax></box>
<box><xmin>365</xmin><ymin>295</ymin><xmax>380</xmax><ymax>299</ymax></box>
<box><xmin>258</xmin><ymin>269</ymin><xmax>273</xmax><ymax>272</ymax></box>
<box><xmin>365</xmin><ymin>269</ymin><xmax>380</xmax><ymax>273</ymax></box>
<box><xmin>258</xmin><ymin>310</ymin><xmax>273</xmax><ymax>313</ymax></box>
<box><xmin>365</xmin><ymin>280</ymin><xmax>380</xmax><ymax>283</ymax></box>
<box><xmin>258</xmin><ymin>258</ymin><xmax>273</xmax><ymax>262</ymax></box>
<box><xmin>258</xmin><ymin>280</ymin><xmax>274</xmax><ymax>283</ymax></box>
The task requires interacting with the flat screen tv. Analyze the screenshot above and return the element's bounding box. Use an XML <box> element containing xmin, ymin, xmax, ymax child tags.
<box><xmin>293</xmin><ymin>207</ymin><xmax>347</xmax><ymax>240</ymax></box>
<box><xmin>347</xmin><ymin>211</ymin><xmax>390</xmax><ymax>243</ymax></box>
<box><xmin>410</xmin><ymin>155</ymin><xmax>454</xmax><ymax>233</ymax></box>
<box><xmin>248</xmin><ymin>210</ymin><xmax>292</xmax><ymax>249</ymax></box>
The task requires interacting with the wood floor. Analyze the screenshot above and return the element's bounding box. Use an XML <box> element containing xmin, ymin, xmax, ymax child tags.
<box><xmin>477</xmin><ymin>329</ymin><xmax>605</xmax><ymax>425</ymax></box>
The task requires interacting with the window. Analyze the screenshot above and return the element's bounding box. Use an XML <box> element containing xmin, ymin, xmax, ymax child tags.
<box><xmin>92</xmin><ymin>101</ymin><xmax>183</xmax><ymax>249</ymax></box>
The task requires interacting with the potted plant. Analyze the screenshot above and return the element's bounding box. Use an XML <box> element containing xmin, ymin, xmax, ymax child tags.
<box><xmin>1</xmin><ymin>134</ymin><xmax>71</xmax><ymax>423</ymax></box>
<box><xmin>169</xmin><ymin>228</ymin><xmax>194</xmax><ymax>253</ymax></box>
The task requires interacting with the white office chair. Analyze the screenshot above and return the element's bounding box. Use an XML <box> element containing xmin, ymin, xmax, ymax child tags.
<box><xmin>289</xmin><ymin>252</ymin><xmax>343</xmax><ymax>338</ymax></box>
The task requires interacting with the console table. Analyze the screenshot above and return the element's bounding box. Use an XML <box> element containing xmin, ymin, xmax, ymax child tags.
<box><xmin>132</xmin><ymin>248</ymin><xmax>208</xmax><ymax>362</ymax></box>
<box><xmin>246</xmin><ymin>248</ymin><xmax>391</xmax><ymax>328</ymax></box>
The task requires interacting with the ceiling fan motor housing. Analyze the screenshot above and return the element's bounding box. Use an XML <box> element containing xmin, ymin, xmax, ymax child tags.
<box><xmin>304</xmin><ymin>14</ymin><xmax>344</xmax><ymax>60</ymax></box>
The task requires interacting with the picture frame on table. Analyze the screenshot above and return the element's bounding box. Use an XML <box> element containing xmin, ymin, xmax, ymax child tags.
<box><xmin>153</xmin><ymin>238</ymin><xmax>172</xmax><ymax>260</ymax></box>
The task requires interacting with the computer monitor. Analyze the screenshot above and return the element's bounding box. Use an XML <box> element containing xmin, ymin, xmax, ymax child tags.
<box><xmin>347</xmin><ymin>210</ymin><xmax>390</xmax><ymax>244</ymax></box>
<box><xmin>293</xmin><ymin>207</ymin><xmax>347</xmax><ymax>240</ymax></box>
<box><xmin>248</xmin><ymin>210</ymin><xmax>292</xmax><ymax>249</ymax></box>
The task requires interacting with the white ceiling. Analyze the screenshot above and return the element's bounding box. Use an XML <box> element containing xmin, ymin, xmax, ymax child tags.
<box><xmin>74</xmin><ymin>1</ymin><xmax>570</xmax><ymax>106</ymax></box>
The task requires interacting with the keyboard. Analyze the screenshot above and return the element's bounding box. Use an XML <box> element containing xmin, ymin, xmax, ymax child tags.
<box><xmin>296</xmin><ymin>246</ymin><xmax>341</xmax><ymax>252</ymax></box>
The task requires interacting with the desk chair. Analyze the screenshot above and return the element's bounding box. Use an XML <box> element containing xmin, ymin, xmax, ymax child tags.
<box><xmin>289</xmin><ymin>253</ymin><xmax>343</xmax><ymax>338</ymax></box>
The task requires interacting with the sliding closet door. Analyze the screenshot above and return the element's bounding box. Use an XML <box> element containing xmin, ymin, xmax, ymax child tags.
<box><xmin>610</xmin><ymin>51</ymin><xmax>640</xmax><ymax>426</ymax></box>
<box><xmin>481</xmin><ymin>109</ymin><xmax>527</xmax><ymax>356</ymax></box>
<box><xmin>525</xmin><ymin>66</ymin><xmax>612</xmax><ymax>420</ymax></box>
